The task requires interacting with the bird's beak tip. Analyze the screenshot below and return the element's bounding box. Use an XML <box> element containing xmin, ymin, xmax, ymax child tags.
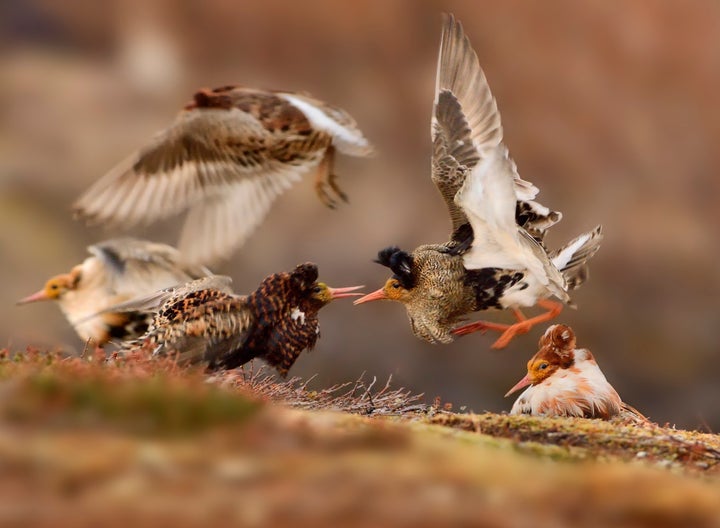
<box><xmin>505</xmin><ymin>374</ymin><xmax>532</xmax><ymax>398</ymax></box>
<box><xmin>353</xmin><ymin>288</ymin><xmax>387</xmax><ymax>305</ymax></box>
<box><xmin>329</xmin><ymin>285</ymin><xmax>365</xmax><ymax>299</ymax></box>
<box><xmin>16</xmin><ymin>290</ymin><xmax>49</xmax><ymax>305</ymax></box>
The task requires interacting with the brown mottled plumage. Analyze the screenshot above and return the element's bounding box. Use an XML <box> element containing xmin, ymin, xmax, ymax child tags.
<box><xmin>506</xmin><ymin>325</ymin><xmax>646</xmax><ymax>421</ymax></box>
<box><xmin>73</xmin><ymin>86</ymin><xmax>373</xmax><ymax>265</ymax></box>
<box><xmin>119</xmin><ymin>264</ymin><xmax>362</xmax><ymax>376</ymax></box>
<box><xmin>354</xmin><ymin>15</ymin><xmax>602</xmax><ymax>348</ymax></box>
<box><xmin>17</xmin><ymin>238</ymin><xmax>211</xmax><ymax>345</ymax></box>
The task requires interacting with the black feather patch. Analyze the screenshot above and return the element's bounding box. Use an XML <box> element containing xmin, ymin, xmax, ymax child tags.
<box><xmin>448</xmin><ymin>223</ymin><xmax>474</xmax><ymax>255</ymax></box>
<box><xmin>374</xmin><ymin>247</ymin><xmax>416</xmax><ymax>289</ymax></box>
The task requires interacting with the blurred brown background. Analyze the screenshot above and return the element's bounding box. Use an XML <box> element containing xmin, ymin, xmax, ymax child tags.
<box><xmin>2</xmin><ymin>0</ymin><xmax>719</xmax><ymax>430</ymax></box>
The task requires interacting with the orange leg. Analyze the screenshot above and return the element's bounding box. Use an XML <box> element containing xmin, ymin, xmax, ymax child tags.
<box><xmin>452</xmin><ymin>300</ymin><xmax>563</xmax><ymax>349</ymax></box>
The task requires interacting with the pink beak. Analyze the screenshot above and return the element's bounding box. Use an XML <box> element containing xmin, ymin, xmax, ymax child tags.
<box><xmin>16</xmin><ymin>290</ymin><xmax>50</xmax><ymax>305</ymax></box>
<box><xmin>353</xmin><ymin>287</ymin><xmax>388</xmax><ymax>305</ymax></box>
<box><xmin>328</xmin><ymin>285</ymin><xmax>365</xmax><ymax>299</ymax></box>
<box><xmin>505</xmin><ymin>374</ymin><xmax>533</xmax><ymax>397</ymax></box>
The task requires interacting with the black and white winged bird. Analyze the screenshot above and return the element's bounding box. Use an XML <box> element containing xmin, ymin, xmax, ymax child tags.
<box><xmin>355</xmin><ymin>14</ymin><xmax>602</xmax><ymax>349</ymax></box>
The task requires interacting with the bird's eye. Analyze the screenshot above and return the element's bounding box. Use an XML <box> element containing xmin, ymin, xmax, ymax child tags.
<box><xmin>313</xmin><ymin>286</ymin><xmax>321</xmax><ymax>293</ymax></box>
<box><xmin>391</xmin><ymin>281</ymin><xmax>401</xmax><ymax>289</ymax></box>
<box><xmin>539</xmin><ymin>363</ymin><xmax>548</xmax><ymax>370</ymax></box>
<box><xmin>50</xmin><ymin>285</ymin><xmax>58</xmax><ymax>290</ymax></box>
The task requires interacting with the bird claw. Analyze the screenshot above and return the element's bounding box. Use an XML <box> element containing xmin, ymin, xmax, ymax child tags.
<box><xmin>315</xmin><ymin>181</ymin><xmax>338</xmax><ymax>209</ymax></box>
<box><xmin>328</xmin><ymin>172</ymin><xmax>349</xmax><ymax>204</ymax></box>
<box><xmin>315</xmin><ymin>173</ymin><xmax>348</xmax><ymax>209</ymax></box>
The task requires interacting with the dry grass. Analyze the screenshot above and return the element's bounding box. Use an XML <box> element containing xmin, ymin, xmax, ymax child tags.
<box><xmin>1</xmin><ymin>347</ymin><xmax>720</xmax><ymax>528</ymax></box>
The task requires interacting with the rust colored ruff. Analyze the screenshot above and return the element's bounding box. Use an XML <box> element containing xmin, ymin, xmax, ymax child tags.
<box><xmin>74</xmin><ymin>86</ymin><xmax>373</xmax><ymax>265</ymax></box>
<box><xmin>355</xmin><ymin>15</ymin><xmax>602</xmax><ymax>349</ymax></box>
<box><xmin>506</xmin><ymin>325</ymin><xmax>625</xmax><ymax>419</ymax></box>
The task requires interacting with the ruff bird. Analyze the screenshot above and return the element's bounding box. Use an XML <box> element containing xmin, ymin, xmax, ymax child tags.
<box><xmin>118</xmin><ymin>263</ymin><xmax>362</xmax><ymax>376</ymax></box>
<box><xmin>506</xmin><ymin>324</ymin><xmax>629</xmax><ymax>420</ymax></box>
<box><xmin>354</xmin><ymin>14</ymin><xmax>602</xmax><ymax>348</ymax></box>
<box><xmin>17</xmin><ymin>238</ymin><xmax>211</xmax><ymax>345</ymax></box>
<box><xmin>73</xmin><ymin>86</ymin><xmax>373</xmax><ymax>265</ymax></box>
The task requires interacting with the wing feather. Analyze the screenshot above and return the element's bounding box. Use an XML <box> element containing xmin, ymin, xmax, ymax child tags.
<box><xmin>73</xmin><ymin>108</ymin><xmax>312</xmax><ymax>228</ymax></box>
<box><xmin>432</xmin><ymin>14</ymin><xmax>554</xmax><ymax>242</ymax></box>
<box><xmin>87</xmin><ymin>238</ymin><xmax>213</xmax><ymax>299</ymax></box>
<box><xmin>177</xmin><ymin>170</ymin><xmax>308</xmax><ymax>265</ymax></box>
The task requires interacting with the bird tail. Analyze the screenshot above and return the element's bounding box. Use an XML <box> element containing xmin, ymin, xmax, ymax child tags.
<box><xmin>550</xmin><ymin>225</ymin><xmax>603</xmax><ymax>290</ymax></box>
<box><xmin>516</xmin><ymin>200</ymin><xmax>562</xmax><ymax>243</ymax></box>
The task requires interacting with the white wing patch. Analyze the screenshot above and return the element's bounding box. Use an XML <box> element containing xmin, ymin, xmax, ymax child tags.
<box><xmin>290</xmin><ymin>307</ymin><xmax>306</xmax><ymax>325</ymax></box>
<box><xmin>279</xmin><ymin>93</ymin><xmax>371</xmax><ymax>155</ymax></box>
<box><xmin>551</xmin><ymin>232</ymin><xmax>592</xmax><ymax>271</ymax></box>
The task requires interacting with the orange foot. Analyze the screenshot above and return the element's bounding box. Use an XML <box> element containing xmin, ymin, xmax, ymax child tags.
<box><xmin>452</xmin><ymin>299</ymin><xmax>564</xmax><ymax>349</ymax></box>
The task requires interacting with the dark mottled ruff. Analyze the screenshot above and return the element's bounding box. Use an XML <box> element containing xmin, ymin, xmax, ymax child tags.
<box><xmin>125</xmin><ymin>263</ymin><xmax>340</xmax><ymax>377</ymax></box>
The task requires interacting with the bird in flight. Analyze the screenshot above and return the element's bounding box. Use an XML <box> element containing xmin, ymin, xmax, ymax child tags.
<box><xmin>73</xmin><ymin>86</ymin><xmax>373</xmax><ymax>265</ymax></box>
<box><xmin>355</xmin><ymin>14</ymin><xmax>602</xmax><ymax>349</ymax></box>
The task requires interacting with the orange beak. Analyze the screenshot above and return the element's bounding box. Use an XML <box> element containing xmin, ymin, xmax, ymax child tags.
<box><xmin>505</xmin><ymin>374</ymin><xmax>532</xmax><ymax>397</ymax></box>
<box><xmin>16</xmin><ymin>290</ymin><xmax>50</xmax><ymax>305</ymax></box>
<box><xmin>353</xmin><ymin>287</ymin><xmax>387</xmax><ymax>305</ymax></box>
<box><xmin>328</xmin><ymin>285</ymin><xmax>365</xmax><ymax>299</ymax></box>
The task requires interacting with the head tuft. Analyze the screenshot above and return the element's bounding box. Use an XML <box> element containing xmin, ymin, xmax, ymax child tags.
<box><xmin>374</xmin><ymin>247</ymin><xmax>415</xmax><ymax>289</ymax></box>
<box><xmin>541</xmin><ymin>324</ymin><xmax>576</xmax><ymax>352</ymax></box>
<box><xmin>290</xmin><ymin>263</ymin><xmax>319</xmax><ymax>291</ymax></box>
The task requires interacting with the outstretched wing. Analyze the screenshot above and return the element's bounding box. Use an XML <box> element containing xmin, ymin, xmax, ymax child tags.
<box><xmin>74</xmin><ymin>90</ymin><xmax>332</xmax><ymax>264</ymax></box>
<box><xmin>434</xmin><ymin>15</ymin><xmax>567</xmax><ymax>298</ymax></box>
<box><xmin>87</xmin><ymin>238</ymin><xmax>212</xmax><ymax>297</ymax></box>
<box><xmin>431</xmin><ymin>14</ymin><xmax>542</xmax><ymax>240</ymax></box>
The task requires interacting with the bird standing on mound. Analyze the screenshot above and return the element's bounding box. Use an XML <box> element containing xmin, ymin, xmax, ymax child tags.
<box><xmin>506</xmin><ymin>324</ymin><xmax>636</xmax><ymax>420</ymax></box>
<box><xmin>354</xmin><ymin>14</ymin><xmax>602</xmax><ymax>348</ymax></box>
<box><xmin>73</xmin><ymin>86</ymin><xmax>373</xmax><ymax>265</ymax></box>
<box><xmin>17</xmin><ymin>238</ymin><xmax>212</xmax><ymax>345</ymax></box>
<box><xmin>118</xmin><ymin>263</ymin><xmax>363</xmax><ymax>377</ymax></box>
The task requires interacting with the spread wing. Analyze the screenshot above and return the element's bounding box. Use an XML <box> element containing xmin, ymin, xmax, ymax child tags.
<box><xmin>431</xmin><ymin>14</ymin><xmax>541</xmax><ymax>239</ymax></box>
<box><xmin>88</xmin><ymin>238</ymin><xmax>212</xmax><ymax>298</ymax></box>
<box><xmin>434</xmin><ymin>14</ymin><xmax>567</xmax><ymax>298</ymax></box>
<box><xmin>74</xmin><ymin>100</ymin><xmax>325</xmax><ymax>265</ymax></box>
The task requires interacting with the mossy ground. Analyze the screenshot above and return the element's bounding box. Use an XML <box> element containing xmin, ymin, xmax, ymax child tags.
<box><xmin>2</xmin><ymin>348</ymin><xmax>719</xmax><ymax>527</ymax></box>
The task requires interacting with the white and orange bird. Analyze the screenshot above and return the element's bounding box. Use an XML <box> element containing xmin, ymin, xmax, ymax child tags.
<box><xmin>73</xmin><ymin>86</ymin><xmax>373</xmax><ymax>265</ymax></box>
<box><xmin>17</xmin><ymin>238</ymin><xmax>212</xmax><ymax>345</ymax></box>
<box><xmin>506</xmin><ymin>324</ymin><xmax>625</xmax><ymax>419</ymax></box>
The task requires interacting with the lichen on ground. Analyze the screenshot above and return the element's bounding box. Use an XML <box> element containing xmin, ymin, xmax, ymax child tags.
<box><xmin>2</xmin><ymin>347</ymin><xmax>720</xmax><ymax>527</ymax></box>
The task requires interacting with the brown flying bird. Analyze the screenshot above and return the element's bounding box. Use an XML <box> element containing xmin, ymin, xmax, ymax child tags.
<box><xmin>117</xmin><ymin>263</ymin><xmax>362</xmax><ymax>376</ymax></box>
<box><xmin>354</xmin><ymin>15</ymin><xmax>602</xmax><ymax>349</ymax></box>
<box><xmin>17</xmin><ymin>238</ymin><xmax>211</xmax><ymax>345</ymax></box>
<box><xmin>73</xmin><ymin>87</ymin><xmax>373</xmax><ymax>265</ymax></box>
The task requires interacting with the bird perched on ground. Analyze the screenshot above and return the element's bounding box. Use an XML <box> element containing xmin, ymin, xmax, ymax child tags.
<box><xmin>505</xmin><ymin>324</ymin><xmax>633</xmax><ymax>420</ymax></box>
<box><xmin>117</xmin><ymin>263</ymin><xmax>363</xmax><ymax>376</ymax></box>
<box><xmin>354</xmin><ymin>14</ymin><xmax>602</xmax><ymax>349</ymax></box>
<box><xmin>73</xmin><ymin>86</ymin><xmax>373</xmax><ymax>265</ymax></box>
<box><xmin>17</xmin><ymin>238</ymin><xmax>211</xmax><ymax>345</ymax></box>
